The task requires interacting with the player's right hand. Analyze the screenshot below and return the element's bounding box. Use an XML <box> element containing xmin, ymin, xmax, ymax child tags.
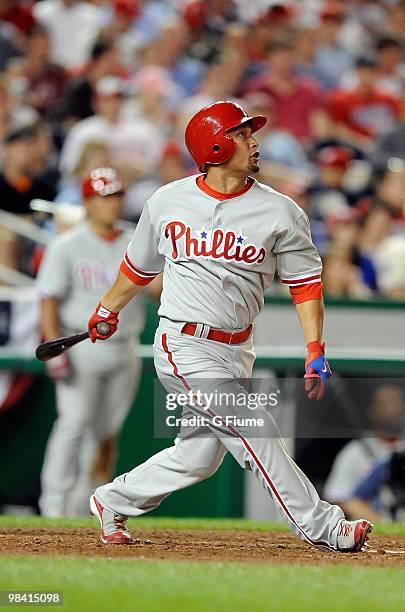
<box><xmin>88</xmin><ymin>303</ymin><xmax>119</xmax><ymax>343</ymax></box>
<box><xmin>46</xmin><ymin>353</ymin><xmax>70</xmax><ymax>381</ymax></box>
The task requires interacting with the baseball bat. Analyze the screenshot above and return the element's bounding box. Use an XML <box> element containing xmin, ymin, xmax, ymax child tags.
<box><xmin>35</xmin><ymin>322</ymin><xmax>111</xmax><ymax>362</ymax></box>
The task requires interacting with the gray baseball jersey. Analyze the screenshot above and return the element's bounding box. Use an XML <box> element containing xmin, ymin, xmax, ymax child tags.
<box><xmin>120</xmin><ymin>175</ymin><xmax>321</xmax><ymax>330</ymax></box>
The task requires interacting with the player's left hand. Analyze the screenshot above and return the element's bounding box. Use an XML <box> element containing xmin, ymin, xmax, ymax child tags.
<box><xmin>304</xmin><ymin>341</ymin><xmax>332</xmax><ymax>400</ymax></box>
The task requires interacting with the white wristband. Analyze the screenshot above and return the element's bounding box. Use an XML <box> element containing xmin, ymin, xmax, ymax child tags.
<box><xmin>97</xmin><ymin>305</ymin><xmax>112</xmax><ymax>318</ymax></box>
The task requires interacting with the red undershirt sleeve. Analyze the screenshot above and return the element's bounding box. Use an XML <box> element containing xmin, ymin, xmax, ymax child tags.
<box><xmin>289</xmin><ymin>281</ymin><xmax>323</xmax><ymax>305</ymax></box>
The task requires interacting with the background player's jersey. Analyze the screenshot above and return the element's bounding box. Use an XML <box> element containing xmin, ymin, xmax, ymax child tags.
<box><xmin>37</xmin><ymin>222</ymin><xmax>144</xmax><ymax>338</ymax></box>
<box><xmin>121</xmin><ymin>175</ymin><xmax>322</xmax><ymax>330</ymax></box>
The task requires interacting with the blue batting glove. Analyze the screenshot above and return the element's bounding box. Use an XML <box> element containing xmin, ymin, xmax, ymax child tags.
<box><xmin>304</xmin><ymin>341</ymin><xmax>332</xmax><ymax>400</ymax></box>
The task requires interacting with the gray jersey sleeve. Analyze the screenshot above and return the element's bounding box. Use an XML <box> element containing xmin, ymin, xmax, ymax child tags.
<box><xmin>37</xmin><ymin>239</ymin><xmax>70</xmax><ymax>298</ymax></box>
<box><xmin>274</xmin><ymin>213</ymin><xmax>322</xmax><ymax>286</ymax></box>
<box><xmin>120</xmin><ymin>200</ymin><xmax>164</xmax><ymax>285</ymax></box>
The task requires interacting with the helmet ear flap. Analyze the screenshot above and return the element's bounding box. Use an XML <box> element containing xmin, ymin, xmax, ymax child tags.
<box><xmin>203</xmin><ymin>134</ymin><xmax>235</xmax><ymax>169</ymax></box>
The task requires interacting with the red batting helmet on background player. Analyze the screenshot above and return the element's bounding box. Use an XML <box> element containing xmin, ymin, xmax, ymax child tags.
<box><xmin>82</xmin><ymin>167</ymin><xmax>124</xmax><ymax>199</ymax></box>
<box><xmin>185</xmin><ymin>101</ymin><xmax>267</xmax><ymax>171</ymax></box>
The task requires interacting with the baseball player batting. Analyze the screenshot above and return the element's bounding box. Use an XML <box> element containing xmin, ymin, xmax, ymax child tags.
<box><xmin>37</xmin><ymin>168</ymin><xmax>144</xmax><ymax>517</ymax></box>
<box><xmin>87</xmin><ymin>102</ymin><xmax>372</xmax><ymax>552</ymax></box>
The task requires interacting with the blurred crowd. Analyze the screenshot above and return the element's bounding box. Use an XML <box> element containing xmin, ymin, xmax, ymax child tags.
<box><xmin>0</xmin><ymin>0</ymin><xmax>404</xmax><ymax>298</ymax></box>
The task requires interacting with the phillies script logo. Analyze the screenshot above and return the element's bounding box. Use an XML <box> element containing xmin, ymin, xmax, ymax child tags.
<box><xmin>164</xmin><ymin>221</ymin><xmax>266</xmax><ymax>265</ymax></box>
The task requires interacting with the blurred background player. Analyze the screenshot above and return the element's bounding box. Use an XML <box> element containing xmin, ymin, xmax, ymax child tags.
<box><xmin>37</xmin><ymin>168</ymin><xmax>145</xmax><ymax>516</ymax></box>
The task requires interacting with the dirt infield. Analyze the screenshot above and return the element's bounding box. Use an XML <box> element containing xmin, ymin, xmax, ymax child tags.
<box><xmin>1</xmin><ymin>527</ymin><xmax>405</xmax><ymax>566</ymax></box>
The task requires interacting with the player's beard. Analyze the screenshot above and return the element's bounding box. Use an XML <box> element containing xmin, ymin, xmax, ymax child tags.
<box><xmin>248</xmin><ymin>158</ymin><xmax>260</xmax><ymax>173</ymax></box>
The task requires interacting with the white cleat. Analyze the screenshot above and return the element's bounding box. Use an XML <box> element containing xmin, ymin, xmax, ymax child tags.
<box><xmin>337</xmin><ymin>519</ymin><xmax>373</xmax><ymax>552</ymax></box>
<box><xmin>90</xmin><ymin>494</ymin><xmax>132</xmax><ymax>544</ymax></box>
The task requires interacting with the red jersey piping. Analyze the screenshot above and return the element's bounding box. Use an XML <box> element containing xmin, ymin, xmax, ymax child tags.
<box><xmin>196</xmin><ymin>175</ymin><xmax>254</xmax><ymax>201</ymax></box>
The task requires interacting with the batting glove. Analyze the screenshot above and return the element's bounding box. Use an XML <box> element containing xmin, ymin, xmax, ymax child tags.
<box><xmin>45</xmin><ymin>353</ymin><xmax>70</xmax><ymax>382</ymax></box>
<box><xmin>304</xmin><ymin>341</ymin><xmax>332</xmax><ymax>401</ymax></box>
<box><xmin>88</xmin><ymin>303</ymin><xmax>119</xmax><ymax>343</ymax></box>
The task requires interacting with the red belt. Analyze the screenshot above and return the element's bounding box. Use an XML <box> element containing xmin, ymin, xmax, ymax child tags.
<box><xmin>182</xmin><ymin>323</ymin><xmax>252</xmax><ymax>345</ymax></box>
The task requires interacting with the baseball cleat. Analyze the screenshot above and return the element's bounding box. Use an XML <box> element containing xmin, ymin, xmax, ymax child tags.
<box><xmin>336</xmin><ymin>519</ymin><xmax>373</xmax><ymax>552</ymax></box>
<box><xmin>89</xmin><ymin>494</ymin><xmax>132</xmax><ymax>544</ymax></box>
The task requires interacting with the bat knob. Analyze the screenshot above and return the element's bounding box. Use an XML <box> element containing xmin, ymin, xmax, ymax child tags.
<box><xmin>96</xmin><ymin>322</ymin><xmax>111</xmax><ymax>336</ymax></box>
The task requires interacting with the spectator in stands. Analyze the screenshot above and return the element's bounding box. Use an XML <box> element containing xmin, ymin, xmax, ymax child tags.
<box><xmin>244</xmin><ymin>37</ymin><xmax>328</xmax><ymax>143</ymax></box>
<box><xmin>221</xmin><ymin>21</ymin><xmax>248</xmax><ymax>57</ymax></box>
<box><xmin>122</xmin><ymin>65</ymin><xmax>183</xmax><ymax>133</ymax></box>
<box><xmin>356</xmin><ymin>205</ymin><xmax>393</xmax><ymax>292</ymax></box>
<box><xmin>373</xmin><ymin>36</ymin><xmax>404</xmax><ymax>99</ymax></box>
<box><xmin>0</xmin><ymin>22</ymin><xmax>21</xmax><ymax>72</ymax></box>
<box><xmin>340</xmin><ymin>36</ymin><xmax>404</xmax><ymax>99</ymax></box>
<box><xmin>0</xmin><ymin>221</ymin><xmax>20</xmax><ymax>278</ymax></box>
<box><xmin>56</xmin><ymin>140</ymin><xmax>112</xmax><ymax>205</ymax></box>
<box><xmin>124</xmin><ymin>0</ymin><xmax>175</xmax><ymax>46</ymax></box>
<box><xmin>244</xmin><ymin>91</ymin><xmax>310</xmax><ymax>171</ymax></box>
<box><xmin>325</xmin><ymin>209</ymin><xmax>361</xmax><ymax>256</ymax></box>
<box><xmin>322</xmin><ymin>242</ymin><xmax>372</xmax><ymax>299</ymax></box>
<box><xmin>64</xmin><ymin>38</ymin><xmax>121</xmax><ymax>123</ymax></box>
<box><xmin>29</xmin><ymin>121</ymin><xmax>59</xmax><ymax>194</ymax></box>
<box><xmin>324</xmin><ymin>384</ymin><xmax>404</xmax><ymax>522</ymax></box>
<box><xmin>59</xmin><ymin>75</ymin><xmax>163</xmax><ymax>182</ymax></box>
<box><xmin>339</xmin><ymin>0</ymin><xmax>388</xmax><ymax>57</ymax></box>
<box><xmin>152</xmin><ymin>16</ymin><xmax>204</xmax><ymax>97</ymax></box>
<box><xmin>103</xmin><ymin>0</ymin><xmax>143</xmax><ymax>70</ymax></box>
<box><xmin>375</xmin><ymin>234</ymin><xmax>405</xmax><ymax>299</ymax></box>
<box><xmin>20</xmin><ymin>26</ymin><xmax>66</xmax><ymax>119</ymax></box>
<box><xmin>373</xmin><ymin>119</ymin><xmax>405</xmax><ymax>172</ymax></box>
<box><xmin>327</xmin><ymin>57</ymin><xmax>400</xmax><ymax>148</ymax></box>
<box><xmin>0</xmin><ymin>122</ymin><xmax>56</xmax><ymax>275</ymax></box>
<box><xmin>59</xmin><ymin>75</ymin><xmax>127</xmax><ymax>176</ymax></box>
<box><xmin>33</xmin><ymin>0</ymin><xmax>105</xmax><ymax>70</ymax></box>
<box><xmin>320</xmin><ymin>186</ymin><xmax>396</xmax><ymax>296</ymax></box>
<box><xmin>157</xmin><ymin>140</ymin><xmax>188</xmax><ymax>186</ymax></box>
<box><xmin>313</xmin><ymin>1</ymin><xmax>354</xmax><ymax>90</ymax></box>
<box><xmin>0</xmin><ymin>123</ymin><xmax>55</xmax><ymax>216</ymax></box>
<box><xmin>0</xmin><ymin>64</ymin><xmax>40</xmax><ymax>140</ymax></box>
<box><xmin>0</xmin><ymin>77</ymin><xmax>9</xmax><ymax>142</ymax></box>
<box><xmin>385</xmin><ymin>0</ymin><xmax>405</xmax><ymax>41</ymax></box>
<box><xmin>373</xmin><ymin>162</ymin><xmax>405</xmax><ymax>222</ymax></box>
<box><xmin>124</xmin><ymin>139</ymin><xmax>188</xmax><ymax>221</ymax></box>
<box><xmin>243</xmin><ymin>15</ymin><xmax>273</xmax><ymax>74</ymax></box>
<box><xmin>350</xmin><ymin>448</ymin><xmax>405</xmax><ymax>522</ymax></box>
<box><xmin>0</xmin><ymin>0</ymin><xmax>36</xmax><ymax>42</ymax></box>
<box><xmin>244</xmin><ymin>2</ymin><xmax>295</xmax><ymax>72</ymax></box>
<box><xmin>178</xmin><ymin>54</ymin><xmax>244</xmax><ymax>138</ymax></box>
<box><xmin>181</xmin><ymin>0</ymin><xmax>239</xmax><ymax>63</ymax></box>
<box><xmin>309</xmin><ymin>145</ymin><xmax>355</xmax><ymax>219</ymax></box>
<box><xmin>294</xmin><ymin>27</ymin><xmax>321</xmax><ymax>85</ymax></box>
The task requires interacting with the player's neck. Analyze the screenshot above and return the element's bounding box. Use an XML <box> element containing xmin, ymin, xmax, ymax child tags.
<box><xmin>204</xmin><ymin>168</ymin><xmax>248</xmax><ymax>195</ymax></box>
<box><xmin>89</xmin><ymin>219</ymin><xmax>119</xmax><ymax>241</ymax></box>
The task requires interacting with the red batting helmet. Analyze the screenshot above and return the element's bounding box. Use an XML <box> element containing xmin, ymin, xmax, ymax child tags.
<box><xmin>185</xmin><ymin>100</ymin><xmax>267</xmax><ymax>171</ymax></box>
<box><xmin>82</xmin><ymin>167</ymin><xmax>124</xmax><ymax>199</ymax></box>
